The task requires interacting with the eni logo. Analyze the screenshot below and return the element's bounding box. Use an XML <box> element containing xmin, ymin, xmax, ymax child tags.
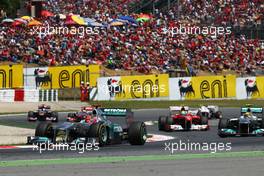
<box><xmin>130</xmin><ymin>76</ymin><xmax>160</xmax><ymax>98</ymax></box>
<box><xmin>200</xmin><ymin>77</ymin><xmax>227</xmax><ymax>99</ymax></box>
<box><xmin>0</xmin><ymin>65</ymin><xmax>13</xmax><ymax>88</ymax></box>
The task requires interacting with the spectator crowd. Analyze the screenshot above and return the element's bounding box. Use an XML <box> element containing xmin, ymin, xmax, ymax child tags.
<box><xmin>0</xmin><ymin>0</ymin><xmax>263</xmax><ymax>76</ymax></box>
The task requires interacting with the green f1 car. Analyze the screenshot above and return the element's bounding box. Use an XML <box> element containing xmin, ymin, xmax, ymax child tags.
<box><xmin>27</xmin><ymin>108</ymin><xmax>147</xmax><ymax>146</ymax></box>
<box><xmin>218</xmin><ymin>105</ymin><xmax>264</xmax><ymax>137</ymax></box>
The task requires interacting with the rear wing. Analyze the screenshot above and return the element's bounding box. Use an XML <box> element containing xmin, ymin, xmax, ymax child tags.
<box><xmin>241</xmin><ymin>107</ymin><xmax>263</xmax><ymax>114</ymax></box>
<box><xmin>99</xmin><ymin>108</ymin><xmax>134</xmax><ymax>129</ymax></box>
<box><xmin>169</xmin><ymin>106</ymin><xmax>189</xmax><ymax>111</ymax></box>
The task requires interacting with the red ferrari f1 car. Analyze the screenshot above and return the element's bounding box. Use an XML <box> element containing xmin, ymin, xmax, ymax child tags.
<box><xmin>158</xmin><ymin>106</ymin><xmax>209</xmax><ymax>131</ymax></box>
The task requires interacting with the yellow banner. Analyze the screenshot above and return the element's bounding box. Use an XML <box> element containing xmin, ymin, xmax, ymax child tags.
<box><xmin>41</xmin><ymin>65</ymin><xmax>100</xmax><ymax>89</ymax></box>
<box><xmin>0</xmin><ymin>65</ymin><xmax>23</xmax><ymax>89</ymax></box>
<box><xmin>252</xmin><ymin>77</ymin><xmax>264</xmax><ymax>98</ymax></box>
<box><xmin>115</xmin><ymin>74</ymin><xmax>169</xmax><ymax>100</ymax></box>
<box><xmin>183</xmin><ymin>75</ymin><xmax>236</xmax><ymax>99</ymax></box>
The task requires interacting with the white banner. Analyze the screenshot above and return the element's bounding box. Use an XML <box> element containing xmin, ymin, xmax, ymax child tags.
<box><xmin>24</xmin><ymin>67</ymin><xmax>49</xmax><ymax>89</ymax></box>
<box><xmin>236</xmin><ymin>77</ymin><xmax>261</xmax><ymax>99</ymax></box>
<box><xmin>169</xmin><ymin>77</ymin><xmax>191</xmax><ymax>100</ymax></box>
<box><xmin>24</xmin><ymin>89</ymin><xmax>39</xmax><ymax>102</ymax></box>
<box><xmin>97</xmin><ymin>76</ymin><xmax>121</xmax><ymax>100</ymax></box>
<box><xmin>0</xmin><ymin>90</ymin><xmax>15</xmax><ymax>102</ymax></box>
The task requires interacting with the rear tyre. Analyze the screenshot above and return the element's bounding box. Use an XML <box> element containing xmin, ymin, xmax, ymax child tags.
<box><xmin>28</xmin><ymin>111</ymin><xmax>35</xmax><ymax>121</ymax></box>
<box><xmin>218</xmin><ymin>118</ymin><xmax>229</xmax><ymax>138</ymax></box>
<box><xmin>35</xmin><ymin>122</ymin><xmax>53</xmax><ymax>138</ymax></box>
<box><xmin>165</xmin><ymin>116</ymin><xmax>174</xmax><ymax>132</ymax></box>
<box><xmin>158</xmin><ymin>116</ymin><xmax>167</xmax><ymax>131</ymax></box>
<box><xmin>51</xmin><ymin>112</ymin><xmax>59</xmax><ymax>122</ymax></box>
<box><xmin>261</xmin><ymin>118</ymin><xmax>264</xmax><ymax>129</ymax></box>
<box><xmin>201</xmin><ymin>115</ymin><xmax>209</xmax><ymax>125</ymax></box>
<box><xmin>215</xmin><ymin>111</ymin><xmax>222</xmax><ymax>119</ymax></box>
<box><xmin>128</xmin><ymin>121</ymin><xmax>147</xmax><ymax>145</ymax></box>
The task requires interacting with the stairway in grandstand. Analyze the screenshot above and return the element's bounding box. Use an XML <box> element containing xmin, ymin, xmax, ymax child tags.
<box><xmin>17</xmin><ymin>0</ymin><xmax>28</xmax><ymax>16</ymax></box>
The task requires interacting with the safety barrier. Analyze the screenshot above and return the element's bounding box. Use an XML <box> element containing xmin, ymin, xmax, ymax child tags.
<box><xmin>96</xmin><ymin>75</ymin><xmax>264</xmax><ymax>101</ymax></box>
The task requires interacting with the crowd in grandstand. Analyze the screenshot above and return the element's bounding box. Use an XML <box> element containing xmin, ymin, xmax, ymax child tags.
<box><xmin>0</xmin><ymin>0</ymin><xmax>263</xmax><ymax>75</ymax></box>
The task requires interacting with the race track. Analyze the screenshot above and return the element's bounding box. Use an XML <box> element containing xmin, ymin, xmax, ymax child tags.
<box><xmin>1</xmin><ymin>108</ymin><xmax>264</xmax><ymax>176</ymax></box>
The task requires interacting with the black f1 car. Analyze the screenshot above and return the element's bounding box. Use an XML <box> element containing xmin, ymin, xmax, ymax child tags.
<box><xmin>218</xmin><ymin>106</ymin><xmax>264</xmax><ymax>137</ymax></box>
<box><xmin>27</xmin><ymin>108</ymin><xmax>147</xmax><ymax>146</ymax></box>
<box><xmin>27</xmin><ymin>104</ymin><xmax>58</xmax><ymax>122</ymax></box>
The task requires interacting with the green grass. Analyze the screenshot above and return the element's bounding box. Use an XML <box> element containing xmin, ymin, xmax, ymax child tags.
<box><xmin>91</xmin><ymin>100</ymin><xmax>264</xmax><ymax>109</ymax></box>
<box><xmin>0</xmin><ymin>151</ymin><xmax>264</xmax><ymax>167</ymax></box>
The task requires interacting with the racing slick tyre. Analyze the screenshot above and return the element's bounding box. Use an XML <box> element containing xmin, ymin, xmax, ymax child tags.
<box><xmin>218</xmin><ymin>118</ymin><xmax>229</xmax><ymax>138</ymax></box>
<box><xmin>261</xmin><ymin>118</ymin><xmax>264</xmax><ymax>129</ymax></box>
<box><xmin>215</xmin><ymin>111</ymin><xmax>222</xmax><ymax>119</ymax></box>
<box><xmin>27</xmin><ymin>111</ymin><xmax>35</xmax><ymax>121</ymax></box>
<box><xmin>165</xmin><ymin>116</ymin><xmax>174</xmax><ymax>132</ymax></box>
<box><xmin>35</xmin><ymin>122</ymin><xmax>53</xmax><ymax>138</ymax></box>
<box><xmin>201</xmin><ymin>115</ymin><xmax>209</xmax><ymax>125</ymax></box>
<box><xmin>128</xmin><ymin>121</ymin><xmax>147</xmax><ymax>145</ymax></box>
<box><xmin>51</xmin><ymin>112</ymin><xmax>59</xmax><ymax>122</ymax></box>
<box><xmin>89</xmin><ymin>122</ymin><xmax>109</xmax><ymax>146</ymax></box>
<box><xmin>158</xmin><ymin>116</ymin><xmax>167</xmax><ymax>131</ymax></box>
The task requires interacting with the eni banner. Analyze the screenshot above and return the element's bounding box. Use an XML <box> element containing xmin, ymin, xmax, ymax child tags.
<box><xmin>0</xmin><ymin>65</ymin><xmax>23</xmax><ymax>89</ymax></box>
<box><xmin>24</xmin><ymin>65</ymin><xmax>100</xmax><ymax>89</ymax></box>
<box><xmin>97</xmin><ymin>74</ymin><xmax>169</xmax><ymax>100</ymax></box>
<box><xmin>169</xmin><ymin>75</ymin><xmax>236</xmax><ymax>100</ymax></box>
<box><xmin>236</xmin><ymin>77</ymin><xmax>264</xmax><ymax>99</ymax></box>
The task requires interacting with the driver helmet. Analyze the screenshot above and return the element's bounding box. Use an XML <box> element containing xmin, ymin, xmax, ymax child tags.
<box><xmin>244</xmin><ymin>112</ymin><xmax>250</xmax><ymax>118</ymax></box>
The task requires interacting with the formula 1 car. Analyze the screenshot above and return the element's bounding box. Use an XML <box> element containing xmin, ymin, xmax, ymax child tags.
<box><xmin>27</xmin><ymin>108</ymin><xmax>147</xmax><ymax>146</ymax></box>
<box><xmin>218</xmin><ymin>106</ymin><xmax>264</xmax><ymax>137</ymax></box>
<box><xmin>27</xmin><ymin>104</ymin><xmax>58</xmax><ymax>122</ymax></box>
<box><xmin>158</xmin><ymin>106</ymin><xmax>209</xmax><ymax>131</ymax></box>
<box><xmin>200</xmin><ymin>105</ymin><xmax>222</xmax><ymax>119</ymax></box>
<box><xmin>67</xmin><ymin>106</ymin><xmax>96</xmax><ymax>122</ymax></box>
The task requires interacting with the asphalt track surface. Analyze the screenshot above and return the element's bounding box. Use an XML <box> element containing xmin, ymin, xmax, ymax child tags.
<box><xmin>1</xmin><ymin>108</ymin><xmax>264</xmax><ymax>176</ymax></box>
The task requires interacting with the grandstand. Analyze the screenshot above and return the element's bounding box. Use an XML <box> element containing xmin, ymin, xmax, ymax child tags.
<box><xmin>0</xmin><ymin>0</ymin><xmax>263</xmax><ymax>76</ymax></box>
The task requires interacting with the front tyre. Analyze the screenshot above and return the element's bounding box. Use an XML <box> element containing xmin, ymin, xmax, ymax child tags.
<box><xmin>35</xmin><ymin>122</ymin><xmax>53</xmax><ymax>138</ymax></box>
<box><xmin>89</xmin><ymin>122</ymin><xmax>109</xmax><ymax>146</ymax></box>
<box><xmin>128</xmin><ymin>121</ymin><xmax>147</xmax><ymax>145</ymax></box>
<box><xmin>158</xmin><ymin>116</ymin><xmax>167</xmax><ymax>131</ymax></box>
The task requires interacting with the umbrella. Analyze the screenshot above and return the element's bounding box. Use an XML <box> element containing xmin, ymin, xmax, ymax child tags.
<box><xmin>118</xmin><ymin>16</ymin><xmax>137</xmax><ymax>24</ymax></box>
<box><xmin>28</xmin><ymin>19</ymin><xmax>42</xmax><ymax>26</ymax></box>
<box><xmin>12</xmin><ymin>21</ymin><xmax>24</xmax><ymax>26</ymax></box>
<box><xmin>59</xmin><ymin>14</ymin><xmax>66</xmax><ymax>19</ymax></box>
<box><xmin>2</xmin><ymin>18</ymin><xmax>14</xmax><ymax>23</ymax></box>
<box><xmin>14</xmin><ymin>18</ymin><xmax>28</xmax><ymax>24</ymax></box>
<box><xmin>65</xmin><ymin>15</ymin><xmax>77</xmax><ymax>25</ymax></box>
<box><xmin>87</xmin><ymin>21</ymin><xmax>103</xmax><ymax>27</ymax></box>
<box><xmin>136</xmin><ymin>14</ymin><xmax>151</xmax><ymax>22</ymax></box>
<box><xmin>41</xmin><ymin>10</ymin><xmax>54</xmax><ymax>17</ymax></box>
<box><xmin>138</xmin><ymin>14</ymin><xmax>151</xmax><ymax>19</ymax></box>
<box><xmin>71</xmin><ymin>15</ymin><xmax>86</xmax><ymax>25</ymax></box>
<box><xmin>21</xmin><ymin>16</ymin><xmax>33</xmax><ymax>20</ymax></box>
<box><xmin>84</xmin><ymin>17</ymin><xmax>96</xmax><ymax>23</ymax></box>
<box><xmin>136</xmin><ymin>17</ymin><xmax>150</xmax><ymax>22</ymax></box>
<box><xmin>110</xmin><ymin>20</ymin><xmax>125</xmax><ymax>26</ymax></box>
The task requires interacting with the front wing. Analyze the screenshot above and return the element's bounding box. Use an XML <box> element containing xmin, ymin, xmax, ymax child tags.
<box><xmin>169</xmin><ymin>124</ymin><xmax>209</xmax><ymax>131</ymax></box>
<box><xmin>219</xmin><ymin>128</ymin><xmax>264</xmax><ymax>136</ymax></box>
